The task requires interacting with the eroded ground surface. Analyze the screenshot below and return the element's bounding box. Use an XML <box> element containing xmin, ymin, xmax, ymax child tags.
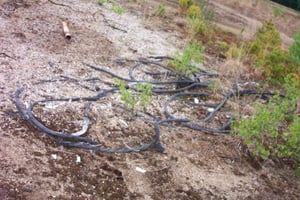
<box><xmin>0</xmin><ymin>0</ymin><xmax>300</xmax><ymax>199</ymax></box>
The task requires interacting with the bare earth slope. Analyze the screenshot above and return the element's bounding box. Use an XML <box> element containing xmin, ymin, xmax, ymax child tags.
<box><xmin>209</xmin><ymin>0</ymin><xmax>300</xmax><ymax>48</ymax></box>
<box><xmin>0</xmin><ymin>0</ymin><xmax>299</xmax><ymax>199</ymax></box>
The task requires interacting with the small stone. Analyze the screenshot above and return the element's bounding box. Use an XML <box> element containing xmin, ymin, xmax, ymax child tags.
<box><xmin>135</xmin><ymin>167</ymin><xmax>146</xmax><ymax>173</ymax></box>
<box><xmin>207</xmin><ymin>107</ymin><xmax>214</xmax><ymax>112</ymax></box>
<box><xmin>76</xmin><ymin>155</ymin><xmax>81</xmax><ymax>163</ymax></box>
<box><xmin>51</xmin><ymin>154</ymin><xmax>57</xmax><ymax>160</ymax></box>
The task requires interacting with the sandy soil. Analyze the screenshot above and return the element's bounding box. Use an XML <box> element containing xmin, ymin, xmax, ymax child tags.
<box><xmin>0</xmin><ymin>0</ymin><xmax>300</xmax><ymax>199</ymax></box>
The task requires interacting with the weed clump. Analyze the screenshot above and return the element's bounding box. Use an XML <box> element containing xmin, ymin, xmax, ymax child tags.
<box><xmin>179</xmin><ymin>0</ymin><xmax>194</xmax><ymax>10</ymax></box>
<box><xmin>247</xmin><ymin>20</ymin><xmax>300</xmax><ymax>84</ymax></box>
<box><xmin>169</xmin><ymin>41</ymin><xmax>204</xmax><ymax>76</ymax></box>
<box><xmin>187</xmin><ymin>4</ymin><xmax>202</xmax><ymax>18</ymax></box>
<box><xmin>289</xmin><ymin>29</ymin><xmax>300</xmax><ymax>65</ymax></box>
<box><xmin>249</xmin><ymin>20</ymin><xmax>282</xmax><ymax>65</ymax></box>
<box><xmin>114</xmin><ymin>79</ymin><xmax>153</xmax><ymax>115</ymax></box>
<box><xmin>96</xmin><ymin>0</ymin><xmax>125</xmax><ymax>14</ymax></box>
<box><xmin>187</xmin><ymin>17</ymin><xmax>208</xmax><ymax>37</ymax></box>
<box><xmin>233</xmin><ymin>75</ymin><xmax>300</xmax><ymax>162</ymax></box>
<box><xmin>156</xmin><ymin>2</ymin><xmax>166</xmax><ymax>17</ymax></box>
<box><xmin>226</xmin><ymin>44</ymin><xmax>244</xmax><ymax>59</ymax></box>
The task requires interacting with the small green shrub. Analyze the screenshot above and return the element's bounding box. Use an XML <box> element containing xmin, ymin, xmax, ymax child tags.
<box><xmin>187</xmin><ymin>4</ymin><xmax>202</xmax><ymax>19</ymax></box>
<box><xmin>225</xmin><ymin>44</ymin><xmax>244</xmax><ymax>59</ymax></box>
<box><xmin>136</xmin><ymin>83</ymin><xmax>153</xmax><ymax>109</ymax></box>
<box><xmin>156</xmin><ymin>2</ymin><xmax>166</xmax><ymax>16</ymax></box>
<box><xmin>249</xmin><ymin>20</ymin><xmax>282</xmax><ymax>65</ymax></box>
<box><xmin>273</xmin><ymin>7</ymin><xmax>283</xmax><ymax>17</ymax></box>
<box><xmin>115</xmin><ymin>79</ymin><xmax>137</xmax><ymax>112</ymax></box>
<box><xmin>97</xmin><ymin>0</ymin><xmax>125</xmax><ymax>14</ymax></box>
<box><xmin>289</xmin><ymin>29</ymin><xmax>300</xmax><ymax>65</ymax></box>
<box><xmin>187</xmin><ymin>17</ymin><xmax>208</xmax><ymax>37</ymax></box>
<box><xmin>169</xmin><ymin>41</ymin><xmax>204</xmax><ymax>76</ymax></box>
<box><xmin>179</xmin><ymin>0</ymin><xmax>194</xmax><ymax>10</ymax></box>
<box><xmin>114</xmin><ymin>79</ymin><xmax>153</xmax><ymax>113</ymax></box>
<box><xmin>247</xmin><ymin>21</ymin><xmax>300</xmax><ymax>85</ymax></box>
<box><xmin>218</xmin><ymin>41</ymin><xmax>229</xmax><ymax>52</ymax></box>
<box><xmin>279</xmin><ymin>117</ymin><xmax>300</xmax><ymax>161</ymax></box>
<box><xmin>263</xmin><ymin>48</ymin><xmax>288</xmax><ymax>84</ymax></box>
<box><xmin>112</xmin><ymin>4</ymin><xmax>125</xmax><ymax>14</ymax></box>
<box><xmin>233</xmin><ymin>75</ymin><xmax>300</xmax><ymax>161</ymax></box>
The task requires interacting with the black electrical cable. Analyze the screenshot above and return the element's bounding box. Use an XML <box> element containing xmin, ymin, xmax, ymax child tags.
<box><xmin>14</xmin><ymin>57</ymin><xmax>284</xmax><ymax>154</ymax></box>
<box><xmin>14</xmin><ymin>87</ymin><xmax>170</xmax><ymax>153</ymax></box>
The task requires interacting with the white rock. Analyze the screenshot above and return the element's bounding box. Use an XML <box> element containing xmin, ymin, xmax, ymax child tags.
<box><xmin>135</xmin><ymin>167</ymin><xmax>146</xmax><ymax>173</ymax></box>
<box><xmin>119</xmin><ymin>119</ymin><xmax>128</xmax><ymax>128</ymax></box>
<box><xmin>51</xmin><ymin>154</ymin><xmax>57</xmax><ymax>160</ymax></box>
<box><xmin>76</xmin><ymin>155</ymin><xmax>81</xmax><ymax>163</ymax></box>
<box><xmin>207</xmin><ymin>107</ymin><xmax>214</xmax><ymax>112</ymax></box>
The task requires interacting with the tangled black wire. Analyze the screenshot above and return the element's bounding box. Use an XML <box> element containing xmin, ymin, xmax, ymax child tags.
<box><xmin>14</xmin><ymin>57</ymin><xmax>276</xmax><ymax>153</ymax></box>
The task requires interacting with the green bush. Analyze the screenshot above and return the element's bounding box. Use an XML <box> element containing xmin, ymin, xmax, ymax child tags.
<box><xmin>187</xmin><ymin>17</ymin><xmax>208</xmax><ymax>37</ymax></box>
<box><xmin>187</xmin><ymin>4</ymin><xmax>203</xmax><ymax>19</ymax></box>
<box><xmin>136</xmin><ymin>83</ymin><xmax>153</xmax><ymax>109</ymax></box>
<box><xmin>248</xmin><ymin>21</ymin><xmax>300</xmax><ymax>85</ymax></box>
<box><xmin>156</xmin><ymin>2</ymin><xmax>166</xmax><ymax>16</ymax></box>
<box><xmin>218</xmin><ymin>41</ymin><xmax>229</xmax><ymax>52</ymax></box>
<box><xmin>114</xmin><ymin>79</ymin><xmax>153</xmax><ymax>114</ymax></box>
<box><xmin>115</xmin><ymin>79</ymin><xmax>137</xmax><ymax>112</ymax></box>
<box><xmin>233</xmin><ymin>75</ymin><xmax>300</xmax><ymax>161</ymax></box>
<box><xmin>179</xmin><ymin>0</ymin><xmax>194</xmax><ymax>10</ymax></box>
<box><xmin>112</xmin><ymin>4</ymin><xmax>125</xmax><ymax>14</ymax></box>
<box><xmin>263</xmin><ymin>48</ymin><xmax>288</xmax><ymax>84</ymax></box>
<box><xmin>273</xmin><ymin>7</ymin><xmax>283</xmax><ymax>17</ymax></box>
<box><xmin>169</xmin><ymin>41</ymin><xmax>204</xmax><ymax>76</ymax></box>
<box><xmin>225</xmin><ymin>44</ymin><xmax>244</xmax><ymax>59</ymax></box>
<box><xmin>289</xmin><ymin>29</ymin><xmax>300</xmax><ymax>65</ymax></box>
<box><xmin>249</xmin><ymin>20</ymin><xmax>282</xmax><ymax>66</ymax></box>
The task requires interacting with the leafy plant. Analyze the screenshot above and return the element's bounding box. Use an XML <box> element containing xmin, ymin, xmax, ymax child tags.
<box><xmin>263</xmin><ymin>48</ymin><xmax>288</xmax><ymax>84</ymax></box>
<box><xmin>183</xmin><ymin>3</ymin><xmax>213</xmax><ymax>38</ymax></box>
<box><xmin>179</xmin><ymin>0</ymin><xmax>194</xmax><ymax>10</ymax></box>
<box><xmin>136</xmin><ymin>83</ymin><xmax>153</xmax><ymax>109</ymax></box>
<box><xmin>156</xmin><ymin>2</ymin><xmax>166</xmax><ymax>16</ymax></box>
<box><xmin>97</xmin><ymin>0</ymin><xmax>125</xmax><ymax>14</ymax></box>
<box><xmin>114</xmin><ymin>79</ymin><xmax>153</xmax><ymax>114</ymax></box>
<box><xmin>218</xmin><ymin>41</ymin><xmax>229</xmax><ymax>52</ymax></box>
<box><xmin>273</xmin><ymin>6</ymin><xmax>283</xmax><ymax>17</ymax></box>
<box><xmin>115</xmin><ymin>79</ymin><xmax>137</xmax><ymax>112</ymax></box>
<box><xmin>289</xmin><ymin>29</ymin><xmax>300</xmax><ymax>65</ymax></box>
<box><xmin>233</xmin><ymin>75</ymin><xmax>300</xmax><ymax>161</ymax></box>
<box><xmin>187</xmin><ymin>4</ymin><xmax>202</xmax><ymax>19</ymax></box>
<box><xmin>187</xmin><ymin>17</ymin><xmax>208</xmax><ymax>37</ymax></box>
<box><xmin>112</xmin><ymin>4</ymin><xmax>125</xmax><ymax>14</ymax></box>
<box><xmin>247</xmin><ymin>21</ymin><xmax>300</xmax><ymax>85</ymax></box>
<box><xmin>249</xmin><ymin>20</ymin><xmax>282</xmax><ymax>66</ymax></box>
<box><xmin>225</xmin><ymin>44</ymin><xmax>244</xmax><ymax>59</ymax></box>
<box><xmin>169</xmin><ymin>41</ymin><xmax>204</xmax><ymax>76</ymax></box>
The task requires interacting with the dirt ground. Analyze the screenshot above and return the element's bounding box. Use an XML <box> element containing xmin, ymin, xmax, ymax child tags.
<box><xmin>0</xmin><ymin>0</ymin><xmax>300</xmax><ymax>199</ymax></box>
